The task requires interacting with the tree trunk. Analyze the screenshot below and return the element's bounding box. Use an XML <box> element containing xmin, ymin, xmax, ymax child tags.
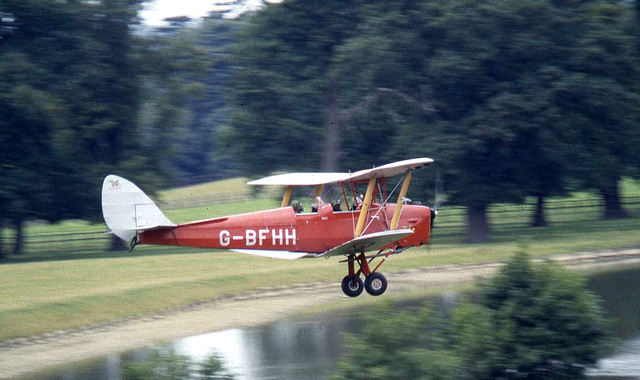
<box><xmin>531</xmin><ymin>195</ymin><xmax>548</xmax><ymax>227</ymax></box>
<box><xmin>0</xmin><ymin>221</ymin><xmax>5</xmax><ymax>260</ymax></box>
<box><xmin>321</xmin><ymin>74</ymin><xmax>342</xmax><ymax>172</ymax></box>
<box><xmin>465</xmin><ymin>204</ymin><xmax>490</xmax><ymax>243</ymax></box>
<box><xmin>12</xmin><ymin>219</ymin><xmax>24</xmax><ymax>255</ymax></box>
<box><xmin>601</xmin><ymin>181</ymin><xmax>628</xmax><ymax>220</ymax></box>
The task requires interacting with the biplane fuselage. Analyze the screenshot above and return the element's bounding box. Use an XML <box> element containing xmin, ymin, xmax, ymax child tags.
<box><xmin>102</xmin><ymin>157</ymin><xmax>435</xmax><ymax>296</ymax></box>
<box><xmin>138</xmin><ymin>203</ymin><xmax>432</xmax><ymax>255</ymax></box>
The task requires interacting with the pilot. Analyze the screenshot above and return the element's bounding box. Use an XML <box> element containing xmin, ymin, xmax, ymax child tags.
<box><xmin>331</xmin><ymin>198</ymin><xmax>342</xmax><ymax>211</ymax></box>
<box><xmin>311</xmin><ymin>196</ymin><xmax>323</xmax><ymax>213</ymax></box>
<box><xmin>291</xmin><ymin>200</ymin><xmax>303</xmax><ymax>213</ymax></box>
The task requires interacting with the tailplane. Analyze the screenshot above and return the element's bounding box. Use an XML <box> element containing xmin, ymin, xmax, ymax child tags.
<box><xmin>101</xmin><ymin>175</ymin><xmax>175</xmax><ymax>246</ymax></box>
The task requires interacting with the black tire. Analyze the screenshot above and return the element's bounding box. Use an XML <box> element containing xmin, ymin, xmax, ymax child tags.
<box><xmin>365</xmin><ymin>272</ymin><xmax>387</xmax><ymax>296</ymax></box>
<box><xmin>341</xmin><ymin>275</ymin><xmax>364</xmax><ymax>297</ymax></box>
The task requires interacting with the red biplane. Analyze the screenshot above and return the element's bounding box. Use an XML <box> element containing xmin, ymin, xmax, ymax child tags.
<box><xmin>102</xmin><ymin>158</ymin><xmax>435</xmax><ymax>297</ymax></box>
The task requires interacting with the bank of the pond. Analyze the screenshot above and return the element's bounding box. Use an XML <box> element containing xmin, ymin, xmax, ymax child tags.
<box><xmin>1</xmin><ymin>248</ymin><xmax>640</xmax><ymax>380</ymax></box>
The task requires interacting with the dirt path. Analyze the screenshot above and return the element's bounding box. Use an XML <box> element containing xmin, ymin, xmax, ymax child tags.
<box><xmin>1</xmin><ymin>249</ymin><xmax>640</xmax><ymax>379</ymax></box>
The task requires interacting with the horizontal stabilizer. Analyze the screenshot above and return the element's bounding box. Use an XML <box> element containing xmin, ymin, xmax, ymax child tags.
<box><xmin>231</xmin><ymin>249</ymin><xmax>312</xmax><ymax>260</ymax></box>
<box><xmin>321</xmin><ymin>229</ymin><xmax>414</xmax><ymax>257</ymax></box>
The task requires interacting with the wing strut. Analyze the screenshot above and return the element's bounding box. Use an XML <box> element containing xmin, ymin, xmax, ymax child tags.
<box><xmin>354</xmin><ymin>176</ymin><xmax>377</xmax><ymax>237</ymax></box>
<box><xmin>281</xmin><ymin>185</ymin><xmax>293</xmax><ymax>207</ymax></box>
<box><xmin>389</xmin><ymin>171</ymin><xmax>412</xmax><ymax>230</ymax></box>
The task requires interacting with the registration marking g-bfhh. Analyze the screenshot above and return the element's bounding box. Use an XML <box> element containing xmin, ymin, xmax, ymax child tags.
<box><xmin>219</xmin><ymin>228</ymin><xmax>296</xmax><ymax>247</ymax></box>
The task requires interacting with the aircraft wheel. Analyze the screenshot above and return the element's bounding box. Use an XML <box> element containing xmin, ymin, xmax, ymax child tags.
<box><xmin>365</xmin><ymin>272</ymin><xmax>387</xmax><ymax>296</ymax></box>
<box><xmin>341</xmin><ymin>275</ymin><xmax>364</xmax><ymax>297</ymax></box>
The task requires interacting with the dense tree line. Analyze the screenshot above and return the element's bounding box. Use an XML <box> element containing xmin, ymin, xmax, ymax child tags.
<box><xmin>0</xmin><ymin>0</ymin><xmax>639</xmax><ymax>255</ymax></box>
<box><xmin>0</xmin><ymin>0</ymin><xmax>144</xmax><ymax>256</ymax></box>
<box><xmin>224</xmin><ymin>0</ymin><xmax>640</xmax><ymax>242</ymax></box>
<box><xmin>0</xmin><ymin>0</ymin><xmax>208</xmax><ymax>256</ymax></box>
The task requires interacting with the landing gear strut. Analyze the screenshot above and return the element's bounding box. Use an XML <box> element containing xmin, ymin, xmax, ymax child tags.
<box><xmin>340</xmin><ymin>250</ymin><xmax>392</xmax><ymax>297</ymax></box>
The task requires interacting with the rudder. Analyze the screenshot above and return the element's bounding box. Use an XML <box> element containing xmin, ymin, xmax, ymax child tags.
<box><xmin>101</xmin><ymin>175</ymin><xmax>175</xmax><ymax>245</ymax></box>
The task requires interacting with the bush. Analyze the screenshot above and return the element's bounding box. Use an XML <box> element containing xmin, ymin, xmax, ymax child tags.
<box><xmin>334</xmin><ymin>252</ymin><xmax>610</xmax><ymax>379</ymax></box>
<box><xmin>122</xmin><ymin>345</ymin><xmax>234</xmax><ymax>380</ymax></box>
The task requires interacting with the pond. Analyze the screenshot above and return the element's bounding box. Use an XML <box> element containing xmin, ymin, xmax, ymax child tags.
<box><xmin>17</xmin><ymin>266</ymin><xmax>640</xmax><ymax>380</ymax></box>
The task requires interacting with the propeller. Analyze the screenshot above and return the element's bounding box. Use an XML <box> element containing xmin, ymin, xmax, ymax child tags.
<box><xmin>434</xmin><ymin>171</ymin><xmax>446</xmax><ymax>211</ymax></box>
<box><xmin>431</xmin><ymin>171</ymin><xmax>446</xmax><ymax>228</ymax></box>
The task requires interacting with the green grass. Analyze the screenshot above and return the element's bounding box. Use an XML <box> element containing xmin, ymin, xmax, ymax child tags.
<box><xmin>163</xmin><ymin>198</ymin><xmax>281</xmax><ymax>223</ymax></box>
<box><xmin>0</xmin><ymin>251</ymin><xmax>341</xmax><ymax>339</ymax></box>
<box><xmin>158</xmin><ymin>177</ymin><xmax>283</xmax><ymax>209</ymax></box>
<box><xmin>160</xmin><ymin>178</ymin><xmax>252</xmax><ymax>202</ymax></box>
<box><xmin>1</xmin><ymin>214</ymin><xmax>639</xmax><ymax>340</ymax></box>
<box><xmin>0</xmin><ymin>178</ymin><xmax>639</xmax><ymax>340</ymax></box>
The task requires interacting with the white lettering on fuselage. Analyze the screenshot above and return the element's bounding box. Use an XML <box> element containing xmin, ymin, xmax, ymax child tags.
<box><xmin>246</xmin><ymin>230</ymin><xmax>256</xmax><ymax>245</ymax></box>
<box><xmin>285</xmin><ymin>228</ymin><xmax>296</xmax><ymax>245</ymax></box>
<box><xmin>220</xmin><ymin>230</ymin><xmax>230</xmax><ymax>246</ymax></box>
<box><xmin>219</xmin><ymin>228</ymin><xmax>297</xmax><ymax>247</ymax></box>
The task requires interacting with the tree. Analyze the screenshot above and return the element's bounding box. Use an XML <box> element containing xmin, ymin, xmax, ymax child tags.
<box><xmin>224</xmin><ymin>0</ymin><xmax>387</xmax><ymax>175</ymax></box>
<box><xmin>475</xmin><ymin>251</ymin><xmax>610</xmax><ymax>378</ymax></box>
<box><xmin>336</xmin><ymin>0</ymin><xmax>638</xmax><ymax>240</ymax></box>
<box><xmin>223</xmin><ymin>0</ymin><xmax>638</xmax><ymax>240</ymax></box>
<box><xmin>0</xmin><ymin>1</ymin><xmax>94</xmax><ymax>254</ymax></box>
<box><xmin>168</xmin><ymin>16</ymin><xmax>241</xmax><ymax>181</ymax></box>
<box><xmin>329</xmin><ymin>3</ymin><xmax>438</xmax><ymax>170</ymax></box>
<box><xmin>136</xmin><ymin>26</ymin><xmax>211</xmax><ymax>181</ymax></box>
<box><xmin>334</xmin><ymin>252</ymin><xmax>610</xmax><ymax>379</ymax></box>
<box><xmin>334</xmin><ymin>302</ymin><xmax>459</xmax><ymax>380</ymax></box>
<box><xmin>328</xmin><ymin>0</ymin><xmax>579</xmax><ymax>239</ymax></box>
<box><xmin>0</xmin><ymin>0</ymin><xmax>165</xmax><ymax>254</ymax></box>
<box><xmin>554</xmin><ymin>2</ymin><xmax>640</xmax><ymax>219</ymax></box>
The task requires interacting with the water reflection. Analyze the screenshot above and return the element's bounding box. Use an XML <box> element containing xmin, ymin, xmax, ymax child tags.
<box><xmin>586</xmin><ymin>265</ymin><xmax>640</xmax><ymax>379</ymax></box>
<box><xmin>587</xmin><ymin>266</ymin><xmax>640</xmax><ymax>338</ymax></box>
<box><xmin>16</xmin><ymin>266</ymin><xmax>640</xmax><ymax>380</ymax></box>
<box><xmin>172</xmin><ymin>319</ymin><xmax>352</xmax><ymax>380</ymax></box>
<box><xmin>587</xmin><ymin>336</ymin><xmax>640</xmax><ymax>379</ymax></box>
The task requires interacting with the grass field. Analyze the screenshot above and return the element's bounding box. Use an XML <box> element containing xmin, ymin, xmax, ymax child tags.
<box><xmin>0</xmin><ymin>179</ymin><xmax>639</xmax><ymax>341</ymax></box>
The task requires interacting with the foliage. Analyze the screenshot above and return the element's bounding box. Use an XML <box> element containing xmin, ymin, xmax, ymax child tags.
<box><xmin>334</xmin><ymin>252</ymin><xmax>610</xmax><ymax>379</ymax></box>
<box><xmin>1</xmin><ymin>0</ymin><xmax>639</xmax><ymax>257</ymax></box>
<box><xmin>225</xmin><ymin>0</ymin><xmax>640</xmax><ymax>242</ymax></box>
<box><xmin>474</xmin><ymin>251</ymin><xmax>611</xmax><ymax>378</ymax></box>
<box><xmin>334</xmin><ymin>303</ymin><xmax>460</xmax><ymax>380</ymax></box>
<box><xmin>0</xmin><ymin>0</ymin><xmax>148</xmax><ymax>254</ymax></box>
<box><xmin>224</xmin><ymin>0</ymin><xmax>381</xmax><ymax>174</ymax></box>
<box><xmin>138</xmin><ymin>18</ymin><xmax>235</xmax><ymax>180</ymax></box>
<box><xmin>397</xmin><ymin>0</ymin><xmax>637</xmax><ymax>238</ymax></box>
<box><xmin>122</xmin><ymin>345</ymin><xmax>234</xmax><ymax>380</ymax></box>
<box><xmin>0</xmin><ymin>0</ymin><xmax>210</xmax><ymax>255</ymax></box>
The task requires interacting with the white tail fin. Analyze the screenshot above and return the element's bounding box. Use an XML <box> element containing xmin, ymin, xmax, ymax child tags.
<box><xmin>101</xmin><ymin>175</ymin><xmax>175</xmax><ymax>245</ymax></box>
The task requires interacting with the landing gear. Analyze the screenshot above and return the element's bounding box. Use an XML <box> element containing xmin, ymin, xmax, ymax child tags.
<box><xmin>341</xmin><ymin>275</ymin><xmax>364</xmax><ymax>297</ymax></box>
<box><xmin>340</xmin><ymin>250</ymin><xmax>393</xmax><ymax>297</ymax></box>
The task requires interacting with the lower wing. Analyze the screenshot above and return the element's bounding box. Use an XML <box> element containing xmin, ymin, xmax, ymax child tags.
<box><xmin>231</xmin><ymin>229</ymin><xmax>414</xmax><ymax>260</ymax></box>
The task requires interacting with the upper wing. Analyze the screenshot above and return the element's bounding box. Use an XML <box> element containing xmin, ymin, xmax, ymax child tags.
<box><xmin>247</xmin><ymin>158</ymin><xmax>433</xmax><ymax>187</ymax></box>
<box><xmin>346</xmin><ymin>158</ymin><xmax>433</xmax><ymax>182</ymax></box>
<box><xmin>321</xmin><ymin>229</ymin><xmax>415</xmax><ymax>257</ymax></box>
<box><xmin>247</xmin><ymin>172</ymin><xmax>349</xmax><ymax>186</ymax></box>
